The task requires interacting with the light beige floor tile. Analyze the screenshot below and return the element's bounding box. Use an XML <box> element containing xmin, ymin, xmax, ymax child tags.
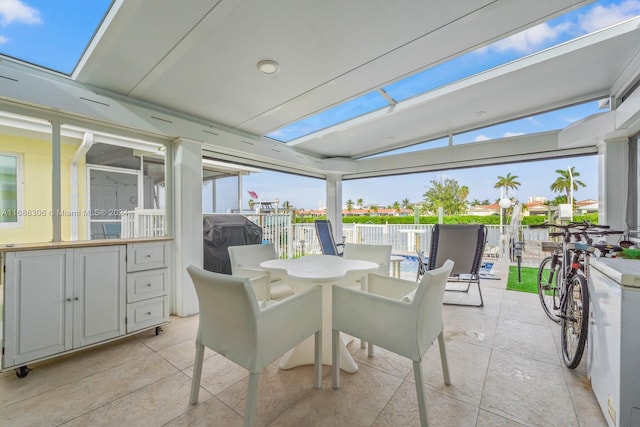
<box><xmin>0</xmin><ymin>352</ymin><xmax>178</xmax><ymax>426</ymax></box>
<box><xmin>156</xmin><ymin>339</ymin><xmax>216</xmax><ymax>371</ymax></box>
<box><xmin>499</xmin><ymin>290</ymin><xmax>550</xmax><ymax>326</ymax></box>
<box><xmin>373</xmin><ymin>380</ymin><xmax>478</xmax><ymax>427</ymax></box>
<box><xmin>182</xmin><ymin>353</ymin><xmax>248</xmax><ymax>396</ymax></box>
<box><xmin>409</xmin><ymin>339</ymin><xmax>492</xmax><ymax>406</ymax></box>
<box><xmin>0</xmin><ymin>337</ymin><xmax>154</xmax><ymax>408</ymax></box>
<box><xmin>476</xmin><ymin>409</ymin><xmax>530</xmax><ymax>426</ymax></box>
<box><xmin>443</xmin><ymin>308</ymin><xmax>499</xmax><ymax>349</ymax></box>
<box><xmin>63</xmin><ymin>371</ymin><xmax>210</xmax><ymax>427</ymax></box>
<box><xmin>493</xmin><ymin>318</ymin><xmax>559</xmax><ymax>365</ymax></box>
<box><xmin>267</xmin><ymin>363</ymin><xmax>402</xmax><ymax>427</ymax></box>
<box><xmin>349</xmin><ymin>343</ymin><xmax>413</xmax><ymax>379</ymax></box>
<box><xmin>482</xmin><ymin>349</ymin><xmax>579</xmax><ymax>426</ymax></box>
<box><xmin>136</xmin><ymin>314</ymin><xmax>200</xmax><ymax>352</ymax></box>
<box><xmin>165</xmin><ymin>396</ymin><xmax>244</xmax><ymax>427</ymax></box>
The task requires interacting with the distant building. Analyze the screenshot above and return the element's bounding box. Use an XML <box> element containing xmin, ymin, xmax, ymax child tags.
<box><xmin>527</xmin><ymin>196</ymin><xmax>547</xmax><ymax>203</ymax></box>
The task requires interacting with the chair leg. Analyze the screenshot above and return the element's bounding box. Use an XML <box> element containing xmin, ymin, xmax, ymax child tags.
<box><xmin>314</xmin><ymin>330</ymin><xmax>322</xmax><ymax>389</ymax></box>
<box><xmin>437</xmin><ymin>332</ymin><xmax>451</xmax><ymax>385</ymax></box>
<box><xmin>189</xmin><ymin>343</ymin><xmax>205</xmax><ymax>405</ymax></box>
<box><xmin>361</xmin><ymin>279</ymin><xmax>367</xmax><ymax>349</ymax></box>
<box><xmin>368</xmin><ymin>342</ymin><xmax>375</xmax><ymax>358</ymax></box>
<box><xmin>332</xmin><ymin>329</ymin><xmax>340</xmax><ymax>389</ymax></box>
<box><xmin>413</xmin><ymin>361</ymin><xmax>429</xmax><ymax>427</ymax></box>
<box><xmin>244</xmin><ymin>372</ymin><xmax>259</xmax><ymax>427</ymax></box>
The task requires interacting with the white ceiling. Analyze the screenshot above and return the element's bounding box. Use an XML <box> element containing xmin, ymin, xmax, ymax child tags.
<box><xmin>67</xmin><ymin>0</ymin><xmax>640</xmax><ymax>162</ymax></box>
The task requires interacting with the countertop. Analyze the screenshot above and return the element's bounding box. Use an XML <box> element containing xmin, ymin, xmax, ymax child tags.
<box><xmin>0</xmin><ymin>237</ymin><xmax>172</xmax><ymax>252</ymax></box>
<box><xmin>589</xmin><ymin>257</ymin><xmax>640</xmax><ymax>288</ymax></box>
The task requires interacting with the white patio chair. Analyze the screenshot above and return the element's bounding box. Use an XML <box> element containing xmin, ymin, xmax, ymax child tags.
<box><xmin>331</xmin><ymin>260</ymin><xmax>454</xmax><ymax>427</ymax></box>
<box><xmin>341</xmin><ymin>243</ymin><xmax>392</xmax><ymax>289</ymax></box>
<box><xmin>228</xmin><ymin>243</ymin><xmax>294</xmax><ymax>300</ymax></box>
<box><xmin>187</xmin><ymin>266</ymin><xmax>322</xmax><ymax>427</ymax></box>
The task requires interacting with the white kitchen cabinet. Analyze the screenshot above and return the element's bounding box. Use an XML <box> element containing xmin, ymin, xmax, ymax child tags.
<box><xmin>3</xmin><ymin>249</ymin><xmax>73</xmax><ymax>367</ymax></box>
<box><xmin>1</xmin><ymin>238</ymin><xmax>171</xmax><ymax>377</ymax></box>
<box><xmin>125</xmin><ymin>241</ymin><xmax>170</xmax><ymax>333</ymax></box>
<box><xmin>588</xmin><ymin>258</ymin><xmax>640</xmax><ymax>427</ymax></box>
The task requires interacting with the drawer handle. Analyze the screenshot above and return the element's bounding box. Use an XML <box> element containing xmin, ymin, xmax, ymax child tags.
<box><xmin>66</xmin><ymin>298</ymin><xmax>72</xmax><ymax>302</ymax></box>
<box><xmin>146</xmin><ymin>283</ymin><xmax>152</xmax><ymax>287</ymax></box>
<box><xmin>147</xmin><ymin>312</ymin><xmax>152</xmax><ymax>315</ymax></box>
<box><xmin>145</xmin><ymin>254</ymin><xmax>152</xmax><ymax>258</ymax></box>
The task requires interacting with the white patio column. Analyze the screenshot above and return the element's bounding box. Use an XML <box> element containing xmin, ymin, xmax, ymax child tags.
<box><xmin>598</xmin><ymin>137</ymin><xmax>629</xmax><ymax>231</ymax></box>
<box><xmin>172</xmin><ymin>138</ymin><xmax>203</xmax><ymax>316</ymax></box>
<box><xmin>325</xmin><ymin>173</ymin><xmax>343</xmax><ymax>242</ymax></box>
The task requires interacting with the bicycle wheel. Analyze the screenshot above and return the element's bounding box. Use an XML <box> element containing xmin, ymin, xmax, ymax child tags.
<box><xmin>561</xmin><ymin>274</ymin><xmax>589</xmax><ymax>369</ymax></box>
<box><xmin>537</xmin><ymin>256</ymin><xmax>561</xmax><ymax>322</ymax></box>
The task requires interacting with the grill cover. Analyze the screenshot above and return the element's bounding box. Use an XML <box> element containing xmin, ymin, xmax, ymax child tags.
<box><xmin>203</xmin><ymin>214</ymin><xmax>262</xmax><ymax>274</ymax></box>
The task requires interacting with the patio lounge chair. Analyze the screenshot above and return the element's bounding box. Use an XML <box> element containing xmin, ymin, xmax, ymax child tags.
<box><xmin>427</xmin><ymin>224</ymin><xmax>487</xmax><ymax>307</ymax></box>
<box><xmin>314</xmin><ymin>219</ymin><xmax>344</xmax><ymax>256</ymax></box>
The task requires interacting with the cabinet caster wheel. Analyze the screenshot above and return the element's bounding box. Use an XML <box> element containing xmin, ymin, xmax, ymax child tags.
<box><xmin>155</xmin><ymin>326</ymin><xmax>163</xmax><ymax>335</ymax></box>
<box><xmin>15</xmin><ymin>366</ymin><xmax>31</xmax><ymax>378</ymax></box>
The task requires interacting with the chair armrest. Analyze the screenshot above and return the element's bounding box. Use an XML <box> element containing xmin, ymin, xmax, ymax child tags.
<box><xmin>233</xmin><ymin>267</ymin><xmax>271</xmax><ymax>301</ymax></box>
<box><xmin>367</xmin><ymin>273</ymin><xmax>418</xmax><ymax>300</ymax></box>
<box><xmin>257</xmin><ymin>286</ymin><xmax>323</xmax><ymax>366</ymax></box>
<box><xmin>332</xmin><ymin>285</ymin><xmax>419</xmax><ymax>358</ymax></box>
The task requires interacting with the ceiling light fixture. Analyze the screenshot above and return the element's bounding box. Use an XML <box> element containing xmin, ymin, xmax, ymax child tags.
<box><xmin>257</xmin><ymin>59</ymin><xmax>279</xmax><ymax>74</ymax></box>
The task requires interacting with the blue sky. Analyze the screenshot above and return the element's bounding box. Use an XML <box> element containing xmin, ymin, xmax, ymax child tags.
<box><xmin>0</xmin><ymin>0</ymin><xmax>637</xmax><ymax>210</ymax></box>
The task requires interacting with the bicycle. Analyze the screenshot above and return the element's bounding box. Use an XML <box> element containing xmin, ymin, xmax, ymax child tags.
<box><xmin>534</xmin><ymin>222</ymin><xmax>622</xmax><ymax>368</ymax></box>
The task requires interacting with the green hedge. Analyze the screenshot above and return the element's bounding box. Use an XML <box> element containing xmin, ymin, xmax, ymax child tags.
<box><xmin>296</xmin><ymin>212</ymin><xmax>599</xmax><ymax>225</ymax></box>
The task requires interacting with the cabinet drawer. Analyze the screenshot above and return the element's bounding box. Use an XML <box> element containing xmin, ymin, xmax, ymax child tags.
<box><xmin>127</xmin><ymin>269</ymin><xmax>167</xmax><ymax>303</ymax></box>
<box><xmin>127</xmin><ymin>297</ymin><xmax>168</xmax><ymax>333</ymax></box>
<box><xmin>127</xmin><ymin>242</ymin><xmax>169</xmax><ymax>272</ymax></box>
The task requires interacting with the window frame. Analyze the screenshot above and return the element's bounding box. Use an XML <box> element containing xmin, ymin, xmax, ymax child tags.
<box><xmin>0</xmin><ymin>151</ymin><xmax>24</xmax><ymax>228</ymax></box>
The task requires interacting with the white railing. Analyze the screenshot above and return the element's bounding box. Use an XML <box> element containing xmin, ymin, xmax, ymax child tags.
<box><xmin>121</xmin><ymin>208</ymin><xmax>166</xmax><ymax>238</ymax></box>
<box><xmin>119</xmin><ymin>209</ymin><xmax>551</xmax><ymax>266</ymax></box>
<box><xmin>243</xmin><ymin>213</ymin><xmax>294</xmax><ymax>258</ymax></box>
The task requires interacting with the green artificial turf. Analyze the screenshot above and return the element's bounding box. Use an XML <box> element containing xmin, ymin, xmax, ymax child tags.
<box><xmin>506</xmin><ymin>265</ymin><xmax>539</xmax><ymax>294</ymax></box>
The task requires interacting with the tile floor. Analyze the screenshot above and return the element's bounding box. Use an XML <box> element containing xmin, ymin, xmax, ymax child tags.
<box><xmin>0</xmin><ymin>260</ymin><xmax>607</xmax><ymax>426</ymax></box>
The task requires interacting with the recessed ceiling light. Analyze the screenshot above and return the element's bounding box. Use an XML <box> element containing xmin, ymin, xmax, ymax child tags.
<box><xmin>471</xmin><ymin>110</ymin><xmax>487</xmax><ymax>119</ymax></box>
<box><xmin>257</xmin><ymin>59</ymin><xmax>279</xmax><ymax>74</ymax></box>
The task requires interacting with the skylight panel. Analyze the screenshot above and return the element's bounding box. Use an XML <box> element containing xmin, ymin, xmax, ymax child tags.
<box><xmin>266</xmin><ymin>91</ymin><xmax>389</xmax><ymax>143</ymax></box>
<box><xmin>268</xmin><ymin>0</ymin><xmax>640</xmax><ymax>144</ymax></box>
<box><xmin>0</xmin><ymin>0</ymin><xmax>113</xmax><ymax>74</ymax></box>
<box><xmin>383</xmin><ymin>0</ymin><xmax>640</xmax><ymax>102</ymax></box>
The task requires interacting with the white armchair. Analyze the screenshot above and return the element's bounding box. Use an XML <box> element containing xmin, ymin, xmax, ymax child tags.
<box><xmin>187</xmin><ymin>266</ymin><xmax>322</xmax><ymax>427</ymax></box>
<box><xmin>331</xmin><ymin>259</ymin><xmax>454</xmax><ymax>427</ymax></box>
<box><xmin>341</xmin><ymin>243</ymin><xmax>392</xmax><ymax>289</ymax></box>
<box><xmin>228</xmin><ymin>243</ymin><xmax>294</xmax><ymax>300</ymax></box>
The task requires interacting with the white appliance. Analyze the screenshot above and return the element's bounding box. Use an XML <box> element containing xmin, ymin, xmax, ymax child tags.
<box><xmin>588</xmin><ymin>258</ymin><xmax>640</xmax><ymax>427</ymax></box>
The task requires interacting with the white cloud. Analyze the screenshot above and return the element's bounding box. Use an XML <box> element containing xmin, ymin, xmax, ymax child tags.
<box><xmin>0</xmin><ymin>0</ymin><xmax>41</xmax><ymax>26</ymax></box>
<box><xmin>474</xmin><ymin>134</ymin><xmax>490</xmax><ymax>141</ymax></box>
<box><xmin>491</xmin><ymin>22</ymin><xmax>571</xmax><ymax>54</ymax></box>
<box><xmin>503</xmin><ymin>131</ymin><xmax>524</xmax><ymax>138</ymax></box>
<box><xmin>578</xmin><ymin>0</ymin><xmax>640</xmax><ymax>32</ymax></box>
<box><xmin>0</xmin><ymin>34</ymin><xmax>7</xmax><ymax>44</ymax></box>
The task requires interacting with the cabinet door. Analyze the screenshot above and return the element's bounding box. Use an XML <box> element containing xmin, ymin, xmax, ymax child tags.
<box><xmin>73</xmin><ymin>245</ymin><xmax>126</xmax><ymax>348</ymax></box>
<box><xmin>3</xmin><ymin>249</ymin><xmax>73</xmax><ymax>368</ymax></box>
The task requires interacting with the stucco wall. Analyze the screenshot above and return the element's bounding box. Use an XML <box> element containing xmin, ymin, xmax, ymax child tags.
<box><xmin>0</xmin><ymin>133</ymin><xmax>85</xmax><ymax>244</ymax></box>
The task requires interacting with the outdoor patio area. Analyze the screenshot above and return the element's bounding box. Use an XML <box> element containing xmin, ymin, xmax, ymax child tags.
<box><xmin>0</xmin><ymin>259</ymin><xmax>606</xmax><ymax>426</ymax></box>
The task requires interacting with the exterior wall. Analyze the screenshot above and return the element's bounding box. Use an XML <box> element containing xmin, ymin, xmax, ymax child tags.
<box><xmin>0</xmin><ymin>133</ymin><xmax>84</xmax><ymax>244</ymax></box>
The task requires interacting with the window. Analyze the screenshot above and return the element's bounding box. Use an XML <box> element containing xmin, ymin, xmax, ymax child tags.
<box><xmin>0</xmin><ymin>153</ymin><xmax>22</xmax><ymax>226</ymax></box>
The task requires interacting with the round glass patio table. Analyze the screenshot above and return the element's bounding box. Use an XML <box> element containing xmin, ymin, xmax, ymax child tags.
<box><xmin>260</xmin><ymin>254</ymin><xmax>378</xmax><ymax>373</ymax></box>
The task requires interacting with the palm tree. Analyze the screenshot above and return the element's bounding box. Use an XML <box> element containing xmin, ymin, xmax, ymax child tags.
<box><xmin>346</xmin><ymin>199</ymin><xmax>354</xmax><ymax>211</ymax></box>
<box><xmin>401</xmin><ymin>198</ymin><xmax>412</xmax><ymax>210</ymax></box>
<box><xmin>356</xmin><ymin>198</ymin><xmax>364</xmax><ymax>209</ymax></box>
<box><xmin>550</xmin><ymin>167</ymin><xmax>586</xmax><ymax>201</ymax></box>
<box><xmin>392</xmin><ymin>201</ymin><xmax>401</xmax><ymax>213</ymax></box>
<box><xmin>494</xmin><ymin>173</ymin><xmax>521</xmax><ymax>197</ymax></box>
<box><xmin>281</xmin><ymin>200</ymin><xmax>292</xmax><ymax>213</ymax></box>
